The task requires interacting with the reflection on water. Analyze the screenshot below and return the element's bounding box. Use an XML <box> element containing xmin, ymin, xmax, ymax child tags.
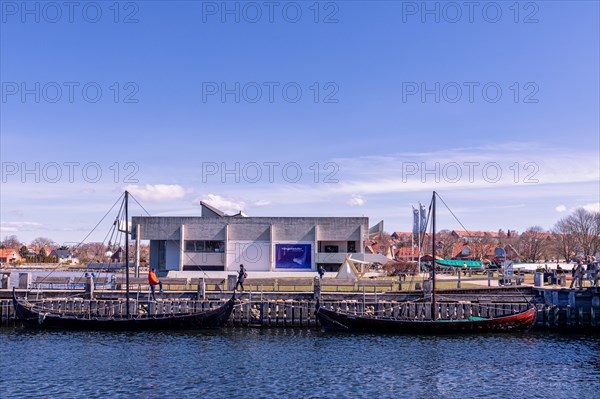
<box><xmin>1</xmin><ymin>329</ymin><xmax>598</xmax><ymax>399</ymax></box>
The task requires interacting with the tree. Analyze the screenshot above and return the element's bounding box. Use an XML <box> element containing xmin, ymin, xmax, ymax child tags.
<box><xmin>30</xmin><ymin>237</ymin><xmax>57</xmax><ymax>252</ymax></box>
<box><xmin>19</xmin><ymin>245</ymin><xmax>29</xmax><ymax>258</ymax></box>
<box><xmin>39</xmin><ymin>247</ymin><xmax>47</xmax><ymax>258</ymax></box>
<box><xmin>551</xmin><ymin>217</ymin><xmax>576</xmax><ymax>262</ymax></box>
<box><xmin>73</xmin><ymin>242</ymin><xmax>107</xmax><ymax>263</ymax></box>
<box><xmin>567</xmin><ymin>208</ymin><xmax>597</xmax><ymax>257</ymax></box>
<box><xmin>1</xmin><ymin>235</ymin><xmax>21</xmax><ymax>248</ymax></box>
<box><xmin>519</xmin><ymin>226</ymin><xmax>549</xmax><ymax>262</ymax></box>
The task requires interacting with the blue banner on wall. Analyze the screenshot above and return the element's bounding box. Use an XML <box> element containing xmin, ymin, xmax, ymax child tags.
<box><xmin>275</xmin><ymin>244</ymin><xmax>312</xmax><ymax>269</ymax></box>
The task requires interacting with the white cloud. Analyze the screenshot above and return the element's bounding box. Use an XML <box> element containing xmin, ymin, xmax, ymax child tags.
<box><xmin>195</xmin><ymin>194</ymin><xmax>246</xmax><ymax>214</ymax></box>
<box><xmin>193</xmin><ymin>195</ymin><xmax>272</xmax><ymax>214</ymax></box>
<box><xmin>125</xmin><ymin>184</ymin><xmax>190</xmax><ymax>202</ymax></box>
<box><xmin>582</xmin><ymin>202</ymin><xmax>600</xmax><ymax>212</ymax></box>
<box><xmin>0</xmin><ymin>221</ymin><xmax>43</xmax><ymax>233</ymax></box>
<box><xmin>555</xmin><ymin>205</ymin><xmax>567</xmax><ymax>212</ymax></box>
<box><xmin>347</xmin><ymin>194</ymin><xmax>365</xmax><ymax>206</ymax></box>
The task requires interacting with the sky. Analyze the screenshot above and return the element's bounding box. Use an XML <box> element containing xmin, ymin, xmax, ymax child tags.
<box><xmin>1</xmin><ymin>0</ymin><xmax>599</xmax><ymax>245</ymax></box>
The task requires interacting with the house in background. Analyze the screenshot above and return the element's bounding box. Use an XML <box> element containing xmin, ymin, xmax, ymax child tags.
<box><xmin>0</xmin><ymin>248</ymin><xmax>22</xmax><ymax>264</ymax></box>
<box><xmin>49</xmin><ymin>249</ymin><xmax>79</xmax><ymax>264</ymax></box>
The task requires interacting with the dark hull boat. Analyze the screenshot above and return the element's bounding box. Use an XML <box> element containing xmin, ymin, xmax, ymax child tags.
<box><xmin>11</xmin><ymin>191</ymin><xmax>236</xmax><ymax>331</ymax></box>
<box><xmin>315</xmin><ymin>191</ymin><xmax>538</xmax><ymax>334</ymax></box>
<box><xmin>12</xmin><ymin>289</ymin><xmax>235</xmax><ymax>331</ymax></box>
<box><xmin>315</xmin><ymin>303</ymin><xmax>537</xmax><ymax>334</ymax></box>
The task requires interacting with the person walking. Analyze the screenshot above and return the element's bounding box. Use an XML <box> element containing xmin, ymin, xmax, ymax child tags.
<box><xmin>148</xmin><ymin>268</ymin><xmax>163</xmax><ymax>300</ymax></box>
<box><xmin>318</xmin><ymin>265</ymin><xmax>326</xmax><ymax>279</ymax></box>
<box><xmin>235</xmin><ymin>264</ymin><xmax>247</xmax><ymax>291</ymax></box>
<box><xmin>570</xmin><ymin>263</ymin><xmax>584</xmax><ymax>289</ymax></box>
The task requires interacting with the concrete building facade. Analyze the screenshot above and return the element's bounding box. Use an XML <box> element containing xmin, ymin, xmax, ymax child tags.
<box><xmin>132</xmin><ymin>203</ymin><xmax>370</xmax><ymax>273</ymax></box>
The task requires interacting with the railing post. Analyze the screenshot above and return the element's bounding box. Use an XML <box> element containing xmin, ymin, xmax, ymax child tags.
<box><xmin>197</xmin><ymin>278</ymin><xmax>206</xmax><ymax>300</ymax></box>
<box><xmin>313</xmin><ymin>276</ymin><xmax>321</xmax><ymax>301</ymax></box>
<box><xmin>85</xmin><ymin>275</ymin><xmax>94</xmax><ymax>300</ymax></box>
<box><xmin>458</xmin><ymin>271</ymin><xmax>461</xmax><ymax>288</ymax></box>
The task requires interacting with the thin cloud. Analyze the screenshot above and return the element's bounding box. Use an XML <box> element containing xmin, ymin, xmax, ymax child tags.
<box><xmin>125</xmin><ymin>184</ymin><xmax>190</xmax><ymax>202</ymax></box>
<box><xmin>347</xmin><ymin>194</ymin><xmax>365</xmax><ymax>206</ymax></box>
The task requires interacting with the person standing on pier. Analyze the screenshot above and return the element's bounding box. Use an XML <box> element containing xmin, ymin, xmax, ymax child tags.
<box><xmin>148</xmin><ymin>268</ymin><xmax>164</xmax><ymax>300</ymax></box>
<box><xmin>570</xmin><ymin>263</ymin><xmax>584</xmax><ymax>289</ymax></box>
<box><xmin>318</xmin><ymin>265</ymin><xmax>326</xmax><ymax>279</ymax></box>
<box><xmin>235</xmin><ymin>264</ymin><xmax>247</xmax><ymax>292</ymax></box>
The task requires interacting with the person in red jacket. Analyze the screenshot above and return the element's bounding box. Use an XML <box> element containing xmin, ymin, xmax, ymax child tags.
<box><xmin>148</xmin><ymin>268</ymin><xmax>164</xmax><ymax>300</ymax></box>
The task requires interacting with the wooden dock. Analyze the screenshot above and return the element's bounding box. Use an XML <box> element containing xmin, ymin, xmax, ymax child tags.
<box><xmin>2</xmin><ymin>286</ymin><xmax>599</xmax><ymax>330</ymax></box>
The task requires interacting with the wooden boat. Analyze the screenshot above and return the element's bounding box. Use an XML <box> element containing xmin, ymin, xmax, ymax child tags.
<box><xmin>315</xmin><ymin>302</ymin><xmax>536</xmax><ymax>334</ymax></box>
<box><xmin>12</xmin><ymin>191</ymin><xmax>235</xmax><ymax>330</ymax></box>
<box><xmin>315</xmin><ymin>192</ymin><xmax>537</xmax><ymax>334</ymax></box>
<box><xmin>12</xmin><ymin>288</ymin><xmax>235</xmax><ymax>330</ymax></box>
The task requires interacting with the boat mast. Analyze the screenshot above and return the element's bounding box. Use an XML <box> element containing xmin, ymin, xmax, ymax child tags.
<box><xmin>125</xmin><ymin>190</ymin><xmax>130</xmax><ymax>318</ymax></box>
<box><xmin>431</xmin><ymin>191</ymin><xmax>437</xmax><ymax>321</ymax></box>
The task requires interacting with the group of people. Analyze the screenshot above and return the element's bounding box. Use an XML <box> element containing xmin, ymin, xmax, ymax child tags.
<box><xmin>569</xmin><ymin>256</ymin><xmax>598</xmax><ymax>289</ymax></box>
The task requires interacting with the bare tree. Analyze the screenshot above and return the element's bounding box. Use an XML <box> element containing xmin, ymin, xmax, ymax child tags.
<box><xmin>30</xmin><ymin>237</ymin><xmax>57</xmax><ymax>252</ymax></box>
<box><xmin>551</xmin><ymin>217</ymin><xmax>576</xmax><ymax>262</ymax></box>
<box><xmin>568</xmin><ymin>208</ymin><xmax>597</xmax><ymax>257</ymax></box>
<box><xmin>1</xmin><ymin>235</ymin><xmax>22</xmax><ymax>248</ymax></box>
<box><xmin>519</xmin><ymin>226</ymin><xmax>549</xmax><ymax>262</ymax></box>
<box><xmin>73</xmin><ymin>242</ymin><xmax>107</xmax><ymax>263</ymax></box>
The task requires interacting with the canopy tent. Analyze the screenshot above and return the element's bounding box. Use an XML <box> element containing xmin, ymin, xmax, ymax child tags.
<box><xmin>436</xmin><ymin>260</ymin><xmax>484</xmax><ymax>268</ymax></box>
<box><xmin>335</xmin><ymin>255</ymin><xmax>362</xmax><ymax>280</ymax></box>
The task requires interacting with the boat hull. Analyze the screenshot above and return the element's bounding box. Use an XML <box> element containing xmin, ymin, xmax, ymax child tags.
<box><xmin>315</xmin><ymin>304</ymin><xmax>537</xmax><ymax>334</ymax></box>
<box><xmin>12</xmin><ymin>291</ymin><xmax>235</xmax><ymax>331</ymax></box>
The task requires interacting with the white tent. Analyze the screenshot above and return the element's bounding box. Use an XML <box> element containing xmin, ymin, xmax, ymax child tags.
<box><xmin>335</xmin><ymin>255</ymin><xmax>362</xmax><ymax>280</ymax></box>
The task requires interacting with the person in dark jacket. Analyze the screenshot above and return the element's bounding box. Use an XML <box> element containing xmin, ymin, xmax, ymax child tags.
<box><xmin>318</xmin><ymin>265</ymin><xmax>326</xmax><ymax>279</ymax></box>
<box><xmin>235</xmin><ymin>264</ymin><xmax>247</xmax><ymax>291</ymax></box>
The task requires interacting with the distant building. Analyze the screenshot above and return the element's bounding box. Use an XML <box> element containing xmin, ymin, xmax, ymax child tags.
<box><xmin>0</xmin><ymin>248</ymin><xmax>22</xmax><ymax>264</ymax></box>
<box><xmin>132</xmin><ymin>202</ymin><xmax>388</xmax><ymax>273</ymax></box>
<box><xmin>49</xmin><ymin>249</ymin><xmax>79</xmax><ymax>264</ymax></box>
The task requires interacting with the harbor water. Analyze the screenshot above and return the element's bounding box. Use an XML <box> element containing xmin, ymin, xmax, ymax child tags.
<box><xmin>1</xmin><ymin>329</ymin><xmax>598</xmax><ymax>398</ymax></box>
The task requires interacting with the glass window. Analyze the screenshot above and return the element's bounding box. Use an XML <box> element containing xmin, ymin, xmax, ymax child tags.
<box><xmin>185</xmin><ymin>240</ymin><xmax>224</xmax><ymax>253</ymax></box>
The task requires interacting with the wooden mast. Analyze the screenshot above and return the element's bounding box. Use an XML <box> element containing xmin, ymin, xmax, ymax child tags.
<box><xmin>431</xmin><ymin>191</ymin><xmax>437</xmax><ymax>321</ymax></box>
<box><xmin>125</xmin><ymin>190</ymin><xmax>130</xmax><ymax>318</ymax></box>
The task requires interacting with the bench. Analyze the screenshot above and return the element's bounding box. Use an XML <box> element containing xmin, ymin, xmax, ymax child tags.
<box><xmin>243</xmin><ymin>278</ymin><xmax>277</xmax><ymax>291</ymax></box>
<box><xmin>277</xmin><ymin>278</ymin><xmax>315</xmax><ymax>292</ymax></box>
<box><xmin>357</xmin><ymin>279</ymin><xmax>395</xmax><ymax>291</ymax></box>
<box><xmin>70</xmin><ymin>276</ymin><xmax>110</xmax><ymax>288</ymax></box>
<box><xmin>160</xmin><ymin>278</ymin><xmax>190</xmax><ymax>290</ymax></box>
<box><xmin>32</xmin><ymin>276</ymin><xmax>71</xmax><ymax>289</ymax></box>
<box><xmin>320</xmin><ymin>279</ymin><xmax>357</xmax><ymax>292</ymax></box>
<box><xmin>190</xmin><ymin>278</ymin><xmax>226</xmax><ymax>292</ymax></box>
<box><xmin>115</xmin><ymin>277</ymin><xmax>149</xmax><ymax>290</ymax></box>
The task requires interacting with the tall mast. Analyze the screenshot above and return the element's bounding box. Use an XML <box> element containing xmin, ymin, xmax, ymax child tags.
<box><xmin>125</xmin><ymin>190</ymin><xmax>130</xmax><ymax>318</ymax></box>
<box><xmin>431</xmin><ymin>191</ymin><xmax>437</xmax><ymax>321</ymax></box>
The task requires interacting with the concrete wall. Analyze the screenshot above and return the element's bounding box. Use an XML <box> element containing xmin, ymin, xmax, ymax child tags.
<box><xmin>132</xmin><ymin>216</ymin><xmax>369</xmax><ymax>272</ymax></box>
<box><xmin>184</xmin><ymin>252</ymin><xmax>225</xmax><ymax>267</ymax></box>
<box><xmin>165</xmin><ymin>241</ymin><xmax>180</xmax><ymax>271</ymax></box>
<box><xmin>227</xmin><ymin>240</ymin><xmax>271</xmax><ymax>271</ymax></box>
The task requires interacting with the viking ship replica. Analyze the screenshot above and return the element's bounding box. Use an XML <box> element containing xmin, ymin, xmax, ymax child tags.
<box><xmin>315</xmin><ymin>192</ymin><xmax>537</xmax><ymax>334</ymax></box>
<box><xmin>12</xmin><ymin>191</ymin><xmax>235</xmax><ymax>330</ymax></box>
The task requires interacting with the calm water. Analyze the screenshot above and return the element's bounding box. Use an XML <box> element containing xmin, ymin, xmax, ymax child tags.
<box><xmin>1</xmin><ymin>328</ymin><xmax>598</xmax><ymax>399</ymax></box>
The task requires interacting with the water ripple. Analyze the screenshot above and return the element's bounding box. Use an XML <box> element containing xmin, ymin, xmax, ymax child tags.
<box><xmin>1</xmin><ymin>329</ymin><xmax>598</xmax><ymax>399</ymax></box>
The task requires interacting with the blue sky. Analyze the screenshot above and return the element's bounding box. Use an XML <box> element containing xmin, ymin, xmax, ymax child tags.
<box><xmin>1</xmin><ymin>1</ymin><xmax>599</xmax><ymax>245</ymax></box>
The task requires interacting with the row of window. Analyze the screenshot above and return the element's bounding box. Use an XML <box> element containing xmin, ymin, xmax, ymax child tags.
<box><xmin>185</xmin><ymin>240</ymin><xmax>225</xmax><ymax>253</ymax></box>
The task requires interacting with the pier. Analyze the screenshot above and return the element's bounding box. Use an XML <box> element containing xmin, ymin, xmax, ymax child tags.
<box><xmin>2</xmin><ymin>284</ymin><xmax>599</xmax><ymax>331</ymax></box>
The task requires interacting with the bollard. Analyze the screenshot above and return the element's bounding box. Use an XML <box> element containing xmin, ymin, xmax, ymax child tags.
<box><xmin>85</xmin><ymin>276</ymin><xmax>95</xmax><ymax>299</ymax></box>
<box><xmin>0</xmin><ymin>273</ymin><xmax>10</xmax><ymax>289</ymax></box>
<box><xmin>227</xmin><ymin>274</ymin><xmax>237</xmax><ymax>291</ymax></box>
<box><xmin>313</xmin><ymin>276</ymin><xmax>321</xmax><ymax>300</ymax></box>
<box><xmin>197</xmin><ymin>278</ymin><xmax>206</xmax><ymax>300</ymax></box>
